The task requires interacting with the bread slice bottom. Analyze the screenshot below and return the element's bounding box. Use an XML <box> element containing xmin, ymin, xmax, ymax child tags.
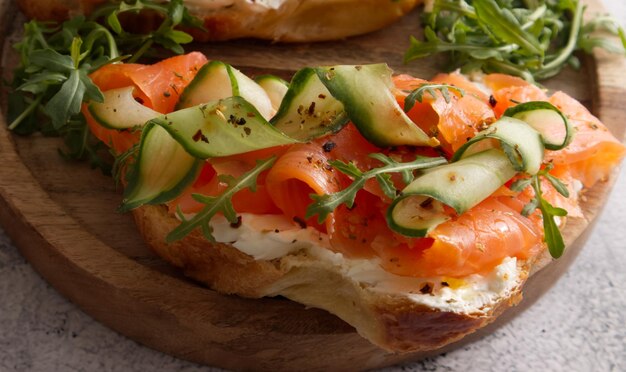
<box><xmin>133</xmin><ymin>205</ymin><xmax>530</xmax><ymax>352</ymax></box>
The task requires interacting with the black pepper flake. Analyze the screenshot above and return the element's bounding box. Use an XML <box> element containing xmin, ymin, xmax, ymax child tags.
<box><xmin>489</xmin><ymin>95</ymin><xmax>497</xmax><ymax>107</ymax></box>
<box><xmin>419</xmin><ymin>283</ymin><xmax>434</xmax><ymax>295</ymax></box>
<box><xmin>306</xmin><ymin>156</ymin><xmax>313</xmax><ymax>163</ymax></box>
<box><xmin>192</xmin><ymin>129</ymin><xmax>209</xmax><ymax>143</ymax></box>
<box><xmin>163</xmin><ymin>91</ymin><xmax>171</xmax><ymax>98</ymax></box>
<box><xmin>228</xmin><ymin>114</ymin><xmax>247</xmax><ymax>126</ymax></box>
<box><xmin>243</xmin><ymin>127</ymin><xmax>252</xmax><ymax>136</ymax></box>
<box><xmin>322</xmin><ymin>141</ymin><xmax>336</xmax><ymax>152</ymax></box>
<box><xmin>307</xmin><ymin>101</ymin><xmax>316</xmax><ymax>116</ymax></box>
<box><xmin>291</xmin><ymin>239</ymin><xmax>298</xmax><ymax>243</ymax></box>
<box><xmin>134</xmin><ymin>97</ymin><xmax>144</xmax><ymax>104</ymax></box>
<box><xmin>318</xmin><ymin>93</ymin><xmax>326</xmax><ymax>99</ymax></box>
<box><xmin>293</xmin><ymin>216</ymin><xmax>307</xmax><ymax>229</ymax></box>
<box><xmin>441</xmin><ymin>281</ymin><xmax>449</xmax><ymax>287</ymax></box>
<box><xmin>230</xmin><ymin>216</ymin><xmax>242</xmax><ymax>228</ymax></box>
<box><xmin>274</xmin><ymin>229</ymin><xmax>280</xmax><ymax>233</ymax></box>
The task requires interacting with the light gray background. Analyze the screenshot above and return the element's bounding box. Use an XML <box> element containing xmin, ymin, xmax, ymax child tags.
<box><xmin>1</xmin><ymin>1</ymin><xmax>625</xmax><ymax>371</ymax></box>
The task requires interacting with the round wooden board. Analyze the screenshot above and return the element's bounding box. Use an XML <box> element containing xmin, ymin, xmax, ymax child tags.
<box><xmin>0</xmin><ymin>1</ymin><xmax>624</xmax><ymax>370</ymax></box>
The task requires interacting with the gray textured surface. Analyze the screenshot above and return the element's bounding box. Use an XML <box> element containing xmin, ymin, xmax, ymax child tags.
<box><xmin>1</xmin><ymin>1</ymin><xmax>626</xmax><ymax>371</ymax></box>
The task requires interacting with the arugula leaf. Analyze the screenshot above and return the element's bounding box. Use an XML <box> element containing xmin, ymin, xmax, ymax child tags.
<box><xmin>513</xmin><ymin>164</ymin><xmax>571</xmax><ymax>258</ymax></box>
<box><xmin>473</xmin><ymin>0</ymin><xmax>543</xmax><ymax>56</ymax></box>
<box><xmin>167</xmin><ymin>157</ymin><xmax>276</xmax><ymax>243</ymax></box>
<box><xmin>8</xmin><ymin>0</ymin><xmax>204</xmax><ymax>172</ymax></box>
<box><xmin>406</xmin><ymin>0</ymin><xmax>626</xmax><ymax>81</ymax></box>
<box><xmin>404</xmin><ymin>83</ymin><xmax>466</xmax><ymax>112</ymax></box>
<box><xmin>305</xmin><ymin>154</ymin><xmax>447</xmax><ymax>223</ymax></box>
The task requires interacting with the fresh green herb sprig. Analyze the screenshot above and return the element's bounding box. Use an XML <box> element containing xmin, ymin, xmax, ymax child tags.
<box><xmin>404</xmin><ymin>83</ymin><xmax>466</xmax><ymax>112</ymax></box>
<box><xmin>510</xmin><ymin>163</ymin><xmax>570</xmax><ymax>258</ymax></box>
<box><xmin>406</xmin><ymin>0</ymin><xmax>626</xmax><ymax>81</ymax></box>
<box><xmin>8</xmin><ymin>0</ymin><xmax>203</xmax><ymax>170</ymax></box>
<box><xmin>305</xmin><ymin>153</ymin><xmax>447</xmax><ymax>223</ymax></box>
<box><xmin>90</xmin><ymin>0</ymin><xmax>204</xmax><ymax>62</ymax></box>
<box><xmin>167</xmin><ymin>157</ymin><xmax>276</xmax><ymax>243</ymax></box>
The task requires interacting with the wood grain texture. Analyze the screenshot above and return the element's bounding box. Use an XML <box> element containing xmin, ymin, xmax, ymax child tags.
<box><xmin>0</xmin><ymin>0</ymin><xmax>624</xmax><ymax>370</ymax></box>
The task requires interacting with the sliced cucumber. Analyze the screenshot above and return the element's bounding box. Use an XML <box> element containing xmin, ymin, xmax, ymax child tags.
<box><xmin>88</xmin><ymin>86</ymin><xmax>201</xmax><ymax>211</ymax></box>
<box><xmin>151</xmin><ymin>96</ymin><xmax>298</xmax><ymax>159</ymax></box>
<box><xmin>315</xmin><ymin>64</ymin><xmax>438</xmax><ymax>147</ymax></box>
<box><xmin>88</xmin><ymin>87</ymin><xmax>159</xmax><ymax>129</ymax></box>
<box><xmin>503</xmin><ymin>101</ymin><xmax>573</xmax><ymax>150</ymax></box>
<box><xmin>177</xmin><ymin>60</ymin><xmax>273</xmax><ymax>119</ymax></box>
<box><xmin>255</xmin><ymin>74</ymin><xmax>289</xmax><ymax>112</ymax></box>
<box><xmin>452</xmin><ymin>116</ymin><xmax>544</xmax><ymax>175</ymax></box>
<box><xmin>271</xmin><ymin>68</ymin><xmax>349</xmax><ymax>141</ymax></box>
<box><xmin>387</xmin><ymin>149</ymin><xmax>516</xmax><ymax>237</ymax></box>
<box><xmin>119</xmin><ymin>123</ymin><xmax>202</xmax><ymax>212</ymax></box>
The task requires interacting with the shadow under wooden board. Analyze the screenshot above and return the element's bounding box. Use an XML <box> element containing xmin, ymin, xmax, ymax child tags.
<box><xmin>0</xmin><ymin>0</ymin><xmax>624</xmax><ymax>370</ymax></box>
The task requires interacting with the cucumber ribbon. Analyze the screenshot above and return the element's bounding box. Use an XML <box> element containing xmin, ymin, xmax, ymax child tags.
<box><xmin>388</xmin><ymin>113</ymin><xmax>561</xmax><ymax>237</ymax></box>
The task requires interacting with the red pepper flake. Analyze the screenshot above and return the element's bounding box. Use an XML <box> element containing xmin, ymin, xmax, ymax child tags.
<box><xmin>192</xmin><ymin>129</ymin><xmax>209</xmax><ymax>143</ymax></box>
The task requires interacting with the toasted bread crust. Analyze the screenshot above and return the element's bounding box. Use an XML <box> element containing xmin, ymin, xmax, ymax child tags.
<box><xmin>16</xmin><ymin>0</ymin><xmax>422</xmax><ymax>42</ymax></box>
<box><xmin>133</xmin><ymin>205</ymin><xmax>528</xmax><ymax>353</ymax></box>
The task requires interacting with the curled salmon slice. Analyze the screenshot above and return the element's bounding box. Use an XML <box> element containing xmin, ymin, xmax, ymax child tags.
<box><xmin>376</xmin><ymin>197</ymin><xmax>544</xmax><ymax>278</ymax></box>
<box><xmin>393</xmin><ymin>74</ymin><xmax>495</xmax><ymax>153</ymax></box>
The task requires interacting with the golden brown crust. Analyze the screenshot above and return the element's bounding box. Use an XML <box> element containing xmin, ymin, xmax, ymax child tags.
<box><xmin>133</xmin><ymin>205</ymin><xmax>286</xmax><ymax>298</ymax></box>
<box><xmin>17</xmin><ymin>0</ymin><xmax>422</xmax><ymax>42</ymax></box>
<box><xmin>133</xmin><ymin>205</ymin><xmax>528</xmax><ymax>353</ymax></box>
<box><xmin>372</xmin><ymin>289</ymin><xmax>523</xmax><ymax>352</ymax></box>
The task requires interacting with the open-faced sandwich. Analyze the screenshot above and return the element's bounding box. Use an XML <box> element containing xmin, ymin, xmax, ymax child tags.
<box><xmin>78</xmin><ymin>52</ymin><xmax>625</xmax><ymax>352</ymax></box>
<box><xmin>16</xmin><ymin>0</ymin><xmax>422</xmax><ymax>42</ymax></box>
